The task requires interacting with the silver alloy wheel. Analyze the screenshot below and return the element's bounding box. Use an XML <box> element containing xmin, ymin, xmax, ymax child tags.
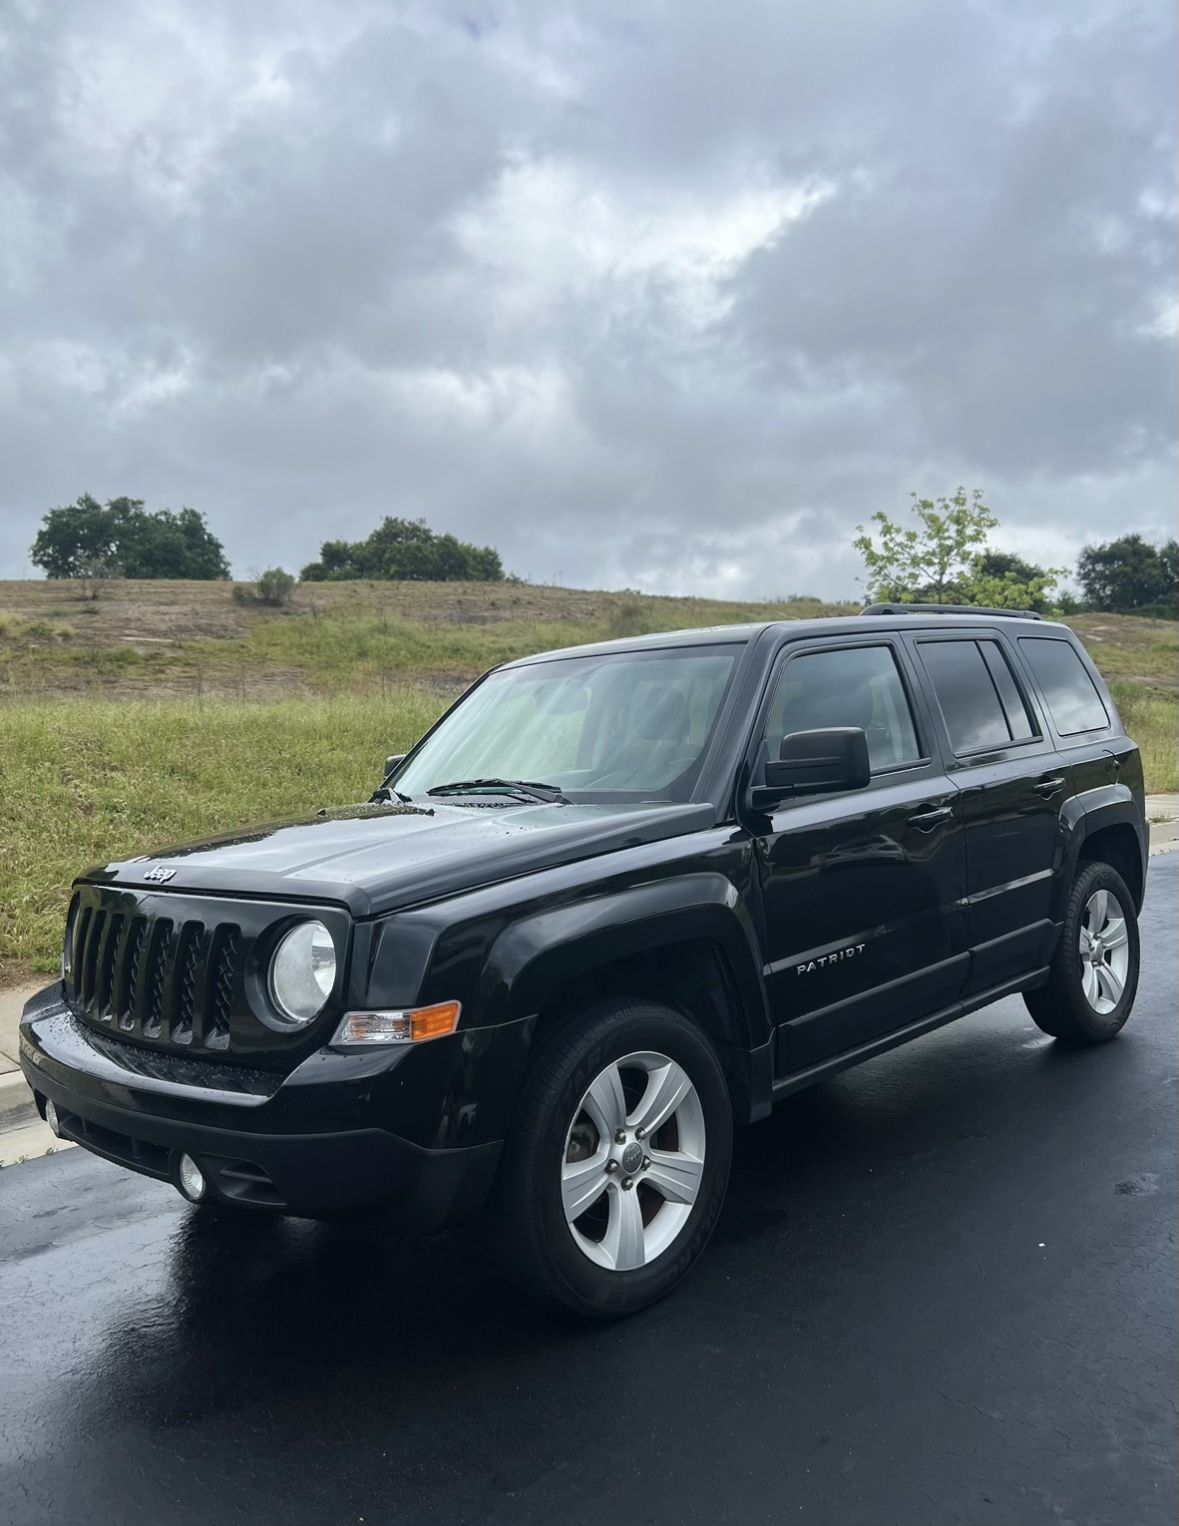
<box><xmin>561</xmin><ymin>1051</ymin><xmax>706</xmax><ymax>1272</ymax></box>
<box><xmin>1079</xmin><ymin>887</ymin><xmax>1130</xmax><ymax>1015</ymax></box>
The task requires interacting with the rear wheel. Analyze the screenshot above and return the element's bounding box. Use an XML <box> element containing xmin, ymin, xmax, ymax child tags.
<box><xmin>493</xmin><ymin>998</ymin><xmax>733</xmax><ymax>1318</ymax></box>
<box><xmin>1024</xmin><ymin>860</ymin><xmax>1139</xmax><ymax>1044</ymax></box>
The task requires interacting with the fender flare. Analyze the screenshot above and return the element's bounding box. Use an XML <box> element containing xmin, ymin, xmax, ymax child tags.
<box><xmin>1057</xmin><ymin>784</ymin><xmax>1148</xmax><ymax>916</ymax></box>
<box><xmin>481</xmin><ymin>872</ymin><xmax>772</xmax><ymax>1053</ymax></box>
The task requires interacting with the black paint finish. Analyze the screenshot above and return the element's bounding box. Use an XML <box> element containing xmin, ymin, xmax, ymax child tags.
<box><xmin>2</xmin><ymin>856</ymin><xmax>1175</xmax><ymax>1526</ymax></box>
<box><xmin>19</xmin><ymin>613</ymin><xmax>1148</xmax><ymax>1225</ymax></box>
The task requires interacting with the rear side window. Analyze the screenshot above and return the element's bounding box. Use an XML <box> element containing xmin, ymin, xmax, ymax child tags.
<box><xmin>1019</xmin><ymin>637</ymin><xmax>1110</xmax><ymax>735</ymax></box>
<box><xmin>918</xmin><ymin>639</ymin><xmax>1034</xmax><ymax>755</ymax></box>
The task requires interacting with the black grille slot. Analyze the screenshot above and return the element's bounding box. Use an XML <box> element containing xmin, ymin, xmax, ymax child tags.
<box><xmin>118</xmin><ymin>917</ymin><xmax>148</xmax><ymax>1031</ymax></box>
<box><xmin>97</xmin><ymin>912</ymin><xmax>124</xmax><ymax>1021</ymax></box>
<box><xmin>207</xmin><ymin>925</ymin><xmax>239</xmax><ymax>1050</ymax></box>
<box><xmin>69</xmin><ymin>905</ymin><xmax>91</xmax><ymax>1003</ymax></box>
<box><xmin>172</xmin><ymin>924</ymin><xmax>206</xmax><ymax>1046</ymax></box>
<box><xmin>144</xmin><ymin>920</ymin><xmax>174</xmax><ymax>1039</ymax></box>
<box><xmin>80</xmin><ymin>906</ymin><xmax>104</xmax><ymax>1008</ymax></box>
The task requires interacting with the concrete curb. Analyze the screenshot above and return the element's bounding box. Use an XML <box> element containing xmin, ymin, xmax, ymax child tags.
<box><xmin>0</xmin><ymin>1068</ymin><xmax>36</xmax><ymax>1132</ymax></box>
<box><xmin>1148</xmin><ymin>820</ymin><xmax>1178</xmax><ymax>854</ymax></box>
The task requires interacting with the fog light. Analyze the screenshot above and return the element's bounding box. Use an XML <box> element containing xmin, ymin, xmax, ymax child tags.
<box><xmin>44</xmin><ymin>1100</ymin><xmax>60</xmax><ymax>1137</ymax></box>
<box><xmin>177</xmin><ymin>1153</ymin><xmax>207</xmax><ymax>1203</ymax></box>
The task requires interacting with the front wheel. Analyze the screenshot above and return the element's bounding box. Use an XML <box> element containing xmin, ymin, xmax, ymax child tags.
<box><xmin>493</xmin><ymin>999</ymin><xmax>733</xmax><ymax>1318</ymax></box>
<box><xmin>1024</xmin><ymin>859</ymin><xmax>1140</xmax><ymax>1044</ymax></box>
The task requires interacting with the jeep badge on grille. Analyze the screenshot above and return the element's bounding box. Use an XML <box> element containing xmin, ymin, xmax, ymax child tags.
<box><xmin>142</xmin><ymin>865</ymin><xmax>176</xmax><ymax>883</ymax></box>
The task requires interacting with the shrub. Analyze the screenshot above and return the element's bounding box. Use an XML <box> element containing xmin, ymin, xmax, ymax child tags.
<box><xmin>604</xmin><ymin>593</ymin><xmax>654</xmax><ymax>639</ymax></box>
<box><xmin>257</xmin><ymin>568</ymin><xmax>296</xmax><ymax>608</ymax></box>
<box><xmin>234</xmin><ymin>569</ymin><xmax>296</xmax><ymax>609</ymax></box>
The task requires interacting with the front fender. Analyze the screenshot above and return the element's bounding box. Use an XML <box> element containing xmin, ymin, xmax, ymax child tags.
<box><xmin>482</xmin><ymin>872</ymin><xmax>770</xmax><ymax>1048</ymax></box>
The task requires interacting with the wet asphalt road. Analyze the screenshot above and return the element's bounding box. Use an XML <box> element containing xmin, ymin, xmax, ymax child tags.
<box><xmin>2</xmin><ymin>856</ymin><xmax>1176</xmax><ymax>1526</ymax></box>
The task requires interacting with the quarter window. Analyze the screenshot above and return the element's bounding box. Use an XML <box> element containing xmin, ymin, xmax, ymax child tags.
<box><xmin>1019</xmin><ymin>637</ymin><xmax>1110</xmax><ymax>735</ymax></box>
<box><xmin>919</xmin><ymin>639</ymin><xmax>1033</xmax><ymax>755</ymax></box>
<box><xmin>763</xmin><ymin>645</ymin><xmax>921</xmax><ymax>773</ymax></box>
<box><xmin>979</xmin><ymin>640</ymin><xmax>1036</xmax><ymax>740</ymax></box>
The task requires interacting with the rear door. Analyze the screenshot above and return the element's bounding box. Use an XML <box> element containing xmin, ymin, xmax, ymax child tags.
<box><xmin>906</xmin><ymin>630</ymin><xmax>1065</xmax><ymax>995</ymax></box>
<box><xmin>750</xmin><ymin>635</ymin><xmax>968</xmax><ymax>1077</ymax></box>
<box><xmin>1015</xmin><ymin>633</ymin><xmax>1125</xmax><ymax>800</ymax></box>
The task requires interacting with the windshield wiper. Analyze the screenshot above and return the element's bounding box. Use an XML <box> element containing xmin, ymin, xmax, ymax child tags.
<box><xmin>426</xmin><ymin>777</ymin><xmax>569</xmax><ymax>804</ymax></box>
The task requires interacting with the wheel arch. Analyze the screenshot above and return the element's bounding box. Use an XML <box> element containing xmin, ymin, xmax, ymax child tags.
<box><xmin>484</xmin><ymin>875</ymin><xmax>772</xmax><ymax>1124</ymax></box>
<box><xmin>1078</xmin><ymin>821</ymin><xmax>1145</xmax><ymax>912</ymax></box>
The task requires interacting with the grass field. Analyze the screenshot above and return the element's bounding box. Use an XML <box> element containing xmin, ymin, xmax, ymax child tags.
<box><xmin>1</xmin><ymin>578</ymin><xmax>1174</xmax><ymax>982</ymax></box>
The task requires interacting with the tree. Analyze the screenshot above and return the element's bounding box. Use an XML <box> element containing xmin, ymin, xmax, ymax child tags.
<box><xmin>300</xmin><ymin>516</ymin><xmax>505</xmax><ymax>582</ymax></box>
<box><xmin>953</xmin><ymin>560</ymin><xmax>1062</xmax><ymax>615</ymax></box>
<box><xmin>854</xmin><ymin>488</ymin><xmax>998</xmax><ymax>602</ymax></box>
<box><xmin>1077</xmin><ymin>534</ymin><xmax>1177</xmax><ymax>613</ymax></box>
<box><xmin>974</xmin><ymin>548</ymin><xmax>1047</xmax><ymax>585</ymax></box>
<box><xmin>30</xmin><ymin>495</ymin><xmax>230</xmax><ymax>580</ymax></box>
<box><xmin>1160</xmin><ymin>539</ymin><xmax>1179</xmax><ymax>606</ymax></box>
<box><xmin>28</xmin><ymin>494</ymin><xmax>117</xmax><ymax>578</ymax></box>
<box><xmin>854</xmin><ymin>490</ymin><xmax>1064</xmax><ymax>612</ymax></box>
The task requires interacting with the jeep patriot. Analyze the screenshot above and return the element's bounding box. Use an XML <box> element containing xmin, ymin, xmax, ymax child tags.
<box><xmin>20</xmin><ymin>608</ymin><xmax>1147</xmax><ymax>1316</ymax></box>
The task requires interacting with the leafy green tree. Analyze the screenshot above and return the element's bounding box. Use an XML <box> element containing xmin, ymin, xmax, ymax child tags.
<box><xmin>854</xmin><ymin>490</ymin><xmax>1065</xmax><ymax>612</ymax></box>
<box><xmin>301</xmin><ymin>517</ymin><xmax>505</xmax><ymax>582</ymax></box>
<box><xmin>28</xmin><ymin>494</ymin><xmax>117</xmax><ymax>578</ymax></box>
<box><xmin>974</xmin><ymin>548</ymin><xmax>1047</xmax><ymax>585</ymax></box>
<box><xmin>1077</xmin><ymin>534</ymin><xmax>1177</xmax><ymax>613</ymax></box>
<box><xmin>954</xmin><ymin>562</ymin><xmax>1062</xmax><ymax>614</ymax></box>
<box><xmin>30</xmin><ymin>495</ymin><xmax>230</xmax><ymax>580</ymax></box>
<box><xmin>854</xmin><ymin>488</ymin><xmax>999</xmax><ymax>602</ymax></box>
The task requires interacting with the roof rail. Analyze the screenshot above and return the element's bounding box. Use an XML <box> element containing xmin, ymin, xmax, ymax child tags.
<box><xmin>859</xmin><ymin>602</ymin><xmax>1043</xmax><ymax>621</ymax></box>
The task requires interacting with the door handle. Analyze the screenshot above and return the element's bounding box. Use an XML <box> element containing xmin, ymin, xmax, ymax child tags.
<box><xmin>1034</xmin><ymin>777</ymin><xmax>1065</xmax><ymax>798</ymax></box>
<box><xmin>909</xmin><ymin>805</ymin><xmax>953</xmax><ymax>830</ymax></box>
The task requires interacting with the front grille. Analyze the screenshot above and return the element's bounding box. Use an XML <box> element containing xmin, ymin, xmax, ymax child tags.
<box><xmin>67</xmin><ymin>898</ymin><xmax>241</xmax><ymax>1056</ymax></box>
<box><xmin>63</xmin><ymin>883</ymin><xmax>349</xmax><ymax>1064</ymax></box>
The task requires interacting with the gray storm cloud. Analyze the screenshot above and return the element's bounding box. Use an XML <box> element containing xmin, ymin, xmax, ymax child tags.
<box><xmin>0</xmin><ymin>0</ymin><xmax>1174</xmax><ymax>597</ymax></box>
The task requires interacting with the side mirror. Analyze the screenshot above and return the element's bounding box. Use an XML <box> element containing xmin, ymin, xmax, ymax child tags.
<box><xmin>748</xmin><ymin>728</ymin><xmax>870</xmax><ymax>812</ymax></box>
<box><xmin>384</xmin><ymin>753</ymin><xmax>406</xmax><ymax>779</ymax></box>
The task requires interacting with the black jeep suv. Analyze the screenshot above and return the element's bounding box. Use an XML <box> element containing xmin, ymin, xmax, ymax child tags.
<box><xmin>20</xmin><ymin>608</ymin><xmax>1147</xmax><ymax>1316</ymax></box>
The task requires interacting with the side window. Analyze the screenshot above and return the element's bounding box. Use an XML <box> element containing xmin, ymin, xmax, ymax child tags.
<box><xmin>763</xmin><ymin>644</ymin><xmax>921</xmax><ymax>773</ymax></box>
<box><xmin>919</xmin><ymin>639</ymin><xmax>1024</xmax><ymax>755</ymax></box>
<box><xmin>1018</xmin><ymin>637</ymin><xmax>1110</xmax><ymax>735</ymax></box>
<box><xmin>978</xmin><ymin>639</ymin><xmax>1036</xmax><ymax>740</ymax></box>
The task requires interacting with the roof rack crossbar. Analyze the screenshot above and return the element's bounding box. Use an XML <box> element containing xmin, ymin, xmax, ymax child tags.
<box><xmin>859</xmin><ymin>602</ymin><xmax>1042</xmax><ymax>621</ymax></box>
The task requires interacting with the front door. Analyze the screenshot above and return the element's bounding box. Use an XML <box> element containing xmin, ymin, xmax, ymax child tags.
<box><xmin>906</xmin><ymin>631</ymin><xmax>1066</xmax><ymax>994</ymax></box>
<box><xmin>751</xmin><ymin>637</ymin><xmax>968</xmax><ymax>1078</ymax></box>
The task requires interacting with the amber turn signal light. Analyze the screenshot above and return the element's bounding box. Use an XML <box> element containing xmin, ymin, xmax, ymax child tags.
<box><xmin>331</xmin><ymin>1001</ymin><xmax>461</xmax><ymax>1047</ymax></box>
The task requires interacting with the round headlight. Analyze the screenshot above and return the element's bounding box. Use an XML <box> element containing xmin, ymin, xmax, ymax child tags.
<box><xmin>269</xmin><ymin>920</ymin><xmax>337</xmax><ymax>1025</ymax></box>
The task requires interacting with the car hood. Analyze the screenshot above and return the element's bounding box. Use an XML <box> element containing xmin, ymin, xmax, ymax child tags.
<box><xmin>83</xmin><ymin>798</ymin><xmax>716</xmax><ymax>917</ymax></box>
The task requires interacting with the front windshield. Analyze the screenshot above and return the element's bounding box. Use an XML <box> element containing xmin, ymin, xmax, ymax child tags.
<box><xmin>395</xmin><ymin>645</ymin><xmax>741</xmax><ymax>803</ymax></box>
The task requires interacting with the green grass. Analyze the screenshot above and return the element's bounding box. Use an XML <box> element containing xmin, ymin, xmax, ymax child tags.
<box><xmin>0</xmin><ymin>577</ymin><xmax>851</xmax><ymax>698</ymax></box>
<box><xmin>1109</xmin><ymin>682</ymin><xmax>1178</xmax><ymax>795</ymax></box>
<box><xmin>0</xmin><ymin>695</ymin><xmax>440</xmax><ymax>980</ymax></box>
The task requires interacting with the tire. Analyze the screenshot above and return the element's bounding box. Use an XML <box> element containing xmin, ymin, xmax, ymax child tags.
<box><xmin>1024</xmin><ymin>859</ymin><xmax>1140</xmax><ymax>1044</ymax></box>
<box><xmin>492</xmin><ymin>998</ymin><xmax>733</xmax><ymax>1318</ymax></box>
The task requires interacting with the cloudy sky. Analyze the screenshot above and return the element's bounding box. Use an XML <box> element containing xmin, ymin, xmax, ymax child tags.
<box><xmin>0</xmin><ymin>0</ymin><xmax>1174</xmax><ymax>598</ymax></box>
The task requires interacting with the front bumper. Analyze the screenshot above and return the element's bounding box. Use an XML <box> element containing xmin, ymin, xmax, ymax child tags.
<box><xmin>19</xmin><ymin>984</ymin><xmax>519</xmax><ymax>1226</ymax></box>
